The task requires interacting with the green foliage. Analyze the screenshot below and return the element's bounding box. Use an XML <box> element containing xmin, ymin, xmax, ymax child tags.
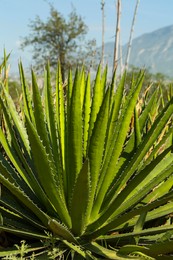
<box><xmin>125</xmin><ymin>66</ymin><xmax>172</xmax><ymax>101</ymax></box>
<box><xmin>21</xmin><ymin>4</ymin><xmax>97</xmax><ymax>80</ymax></box>
<box><xmin>0</xmin><ymin>57</ymin><xmax>173</xmax><ymax>259</ymax></box>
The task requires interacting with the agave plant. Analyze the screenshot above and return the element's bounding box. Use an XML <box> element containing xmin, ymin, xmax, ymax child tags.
<box><xmin>0</xmin><ymin>59</ymin><xmax>173</xmax><ymax>259</ymax></box>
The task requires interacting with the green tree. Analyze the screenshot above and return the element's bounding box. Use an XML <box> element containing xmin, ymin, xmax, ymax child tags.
<box><xmin>21</xmin><ymin>5</ymin><xmax>97</xmax><ymax>80</ymax></box>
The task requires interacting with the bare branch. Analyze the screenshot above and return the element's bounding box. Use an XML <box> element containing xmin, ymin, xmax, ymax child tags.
<box><xmin>125</xmin><ymin>0</ymin><xmax>140</xmax><ymax>70</ymax></box>
<box><xmin>119</xmin><ymin>32</ymin><xmax>123</xmax><ymax>76</ymax></box>
<box><xmin>113</xmin><ymin>0</ymin><xmax>121</xmax><ymax>74</ymax></box>
<box><xmin>101</xmin><ymin>0</ymin><xmax>105</xmax><ymax>69</ymax></box>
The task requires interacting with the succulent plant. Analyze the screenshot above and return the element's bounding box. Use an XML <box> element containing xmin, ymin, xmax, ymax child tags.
<box><xmin>0</xmin><ymin>59</ymin><xmax>173</xmax><ymax>259</ymax></box>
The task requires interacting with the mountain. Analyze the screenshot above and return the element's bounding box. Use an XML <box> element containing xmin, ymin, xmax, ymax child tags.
<box><xmin>103</xmin><ymin>25</ymin><xmax>173</xmax><ymax>78</ymax></box>
<box><xmin>7</xmin><ymin>25</ymin><xmax>173</xmax><ymax>79</ymax></box>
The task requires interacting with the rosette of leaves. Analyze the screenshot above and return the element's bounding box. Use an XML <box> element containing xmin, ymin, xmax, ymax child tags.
<box><xmin>0</xmin><ymin>59</ymin><xmax>173</xmax><ymax>259</ymax></box>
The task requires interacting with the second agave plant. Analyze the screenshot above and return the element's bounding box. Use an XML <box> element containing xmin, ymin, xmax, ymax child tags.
<box><xmin>0</xmin><ymin>61</ymin><xmax>173</xmax><ymax>259</ymax></box>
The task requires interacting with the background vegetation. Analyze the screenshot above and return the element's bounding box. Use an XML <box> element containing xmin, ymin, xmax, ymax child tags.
<box><xmin>21</xmin><ymin>4</ymin><xmax>97</xmax><ymax>80</ymax></box>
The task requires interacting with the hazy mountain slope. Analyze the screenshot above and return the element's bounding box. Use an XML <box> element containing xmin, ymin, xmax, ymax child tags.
<box><xmin>103</xmin><ymin>25</ymin><xmax>173</xmax><ymax>78</ymax></box>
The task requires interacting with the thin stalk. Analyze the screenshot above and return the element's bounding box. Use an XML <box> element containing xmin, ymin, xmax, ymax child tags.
<box><xmin>125</xmin><ymin>0</ymin><xmax>140</xmax><ymax>70</ymax></box>
<box><xmin>119</xmin><ymin>32</ymin><xmax>123</xmax><ymax>76</ymax></box>
<box><xmin>112</xmin><ymin>0</ymin><xmax>121</xmax><ymax>74</ymax></box>
<box><xmin>101</xmin><ymin>0</ymin><xmax>105</xmax><ymax>70</ymax></box>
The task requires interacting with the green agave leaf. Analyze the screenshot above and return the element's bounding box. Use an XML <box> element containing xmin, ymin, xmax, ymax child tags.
<box><xmin>70</xmin><ymin>160</ymin><xmax>90</xmax><ymax>236</ymax></box>
<box><xmin>1</xmin><ymin>89</ymin><xmax>30</xmax><ymax>154</ymax></box>
<box><xmin>0</xmin><ymin>128</ymin><xmax>30</xmax><ymax>186</ymax></box>
<box><xmin>1</xmin><ymin>63</ymin><xmax>173</xmax><ymax>258</ymax></box>
<box><xmin>62</xmin><ymin>240</ymin><xmax>92</xmax><ymax>259</ymax></box>
<box><xmin>139</xmin><ymin>89</ymin><xmax>159</xmax><ymax>132</ymax></box>
<box><xmin>142</xmin><ymin>174</ymin><xmax>173</xmax><ymax>204</ymax></box>
<box><xmin>67</xmin><ymin>69</ymin><xmax>83</xmax><ymax>205</ymax></box>
<box><xmin>0</xmin><ymin>176</ymin><xmax>76</xmax><ymax>245</ymax></box>
<box><xmin>31</xmin><ymin>70</ymin><xmax>53</xmax><ymax>157</ymax></box>
<box><xmin>148</xmin><ymin>92</ymin><xmax>160</xmax><ymax>126</ymax></box>
<box><xmin>88</xmin><ymin>88</ymin><xmax>110</xmax><ymax>221</ymax></box>
<box><xmin>85</xmin><ymin>241</ymin><xmax>139</xmax><ymax>259</ymax></box>
<box><xmin>31</xmin><ymin>70</ymin><xmax>62</xmax><ymax>202</ymax></box>
<box><xmin>100</xmin><ymin>65</ymin><xmax>108</xmax><ymax>96</ymax></box>
<box><xmin>108</xmin><ymin>95</ymin><xmax>173</xmax><ymax>204</ymax></box>
<box><xmin>0</xmin><ymin>99</ymin><xmax>58</xmax><ymax>214</ymax></box>
<box><xmin>91</xmin><ymin>147</ymin><xmax>173</xmax><ymax>231</ymax></box>
<box><xmin>98</xmin><ymin>224</ymin><xmax>173</xmax><ymax>242</ymax></box>
<box><xmin>0</xmin><ymin>51</ymin><xmax>10</xmax><ymax>75</ymax></box>
<box><xmin>85</xmin><ymin>242</ymin><xmax>119</xmax><ymax>260</ymax></box>
<box><xmin>134</xmin><ymin>212</ymin><xmax>148</xmax><ymax>245</ymax></box>
<box><xmin>1</xmin><ymin>207</ymin><xmax>45</xmax><ymax>236</ymax></box>
<box><xmin>0</xmin><ymin>225</ymin><xmax>48</xmax><ymax>240</ymax></box>
<box><xmin>120</xmin><ymin>89</ymin><xmax>159</xmax><ymax>159</ymax></box>
<box><xmin>157</xmin><ymin>229</ymin><xmax>173</xmax><ymax>243</ymax></box>
<box><xmin>92</xmin><ymin>72</ymin><xmax>145</xmax><ymax>218</ymax></box>
<box><xmin>56</xmin><ymin>61</ymin><xmax>66</xmax><ymax>171</ymax></box>
<box><xmin>86</xmin><ymin>189</ymin><xmax>173</xmax><ymax>239</ymax></box>
<box><xmin>88</xmin><ymin>64</ymin><xmax>102</xmax><ymax>140</ymax></box>
<box><xmin>102</xmin><ymin>90</ymin><xmax>160</xmax><ymax>208</ymax></box>
<box><xmin>25</xmin><ymin>116</ymin><xmax>71</xmax><ymax>228</ymax></box>
<box><xmin>64</xmin><ymin>70</ymin><xmax>72</xmax><ymax>197</ymax></box>
<box><xmin>1</xmin><ymin>188</ymin><xmax>74</xmax><ymax>243</ymax></box>
<box><xmin>0</xmin><ymin>152</ymin><xmax>44</xmax><ymax>208</ymax></box>
<box><xmin>119</xmin><ymin>154</ymin><xmax>173</xmax><ymax>209</ymax></box>
<box><xmin>0</xmin><ymin>187</ymin><xmax>45</xmax><ymax>230</ymax></box>
<box><xmin>141</xmin><ymin>202</ymin><xmax>173</xmax><ymax>225</ymax></box>
<box><xmin>117</xmin><ymin>245</ymin><xmax>154</xmax><ymax>260</ymax></box>
<box><xmin>170</xmin><ymin>84</ymin><xmax>173</xmax><ymax>99</ymax></box>
<box><xmin>0</xmin><ymin>50</ymin><xmax>10</xmax><ymax>93</ymax></box>
<box><xmin>1</xmin><ymin>82</ymin><xmax>67</xmax><ymax>214</ymax></box>
<box><xmin>140</xmin><ymin>125</ymin><xmax>173</xmax><ymax>171</ymax></box>
<box><xmin>116</xmin><ymin>202</ymin><xmax>173</xmax><ymax>232</ymax></box>
<box><xmin>134</xmin><ymin>211</ymin><xmax>147</xmax><ymax>238</ymax></box>
<box><xmin>83</xmin><ymin>73</ymin><xmax>91</xmax><ymax>158</ymax></box>
<box><xmin>44</xmin><ymin>64</ymin><xmax>58</xmax><ymax>151</ymax></box>
<box><xmin>1</xmin><ymin>204</ymin><xmax>23</xmax><ymax>219</ymax></box>
<box><xmin>1</xmin><ymin>202</ymin><xmax>44</xmax><ymax>232</ymax></box>
<box><xmin>0</xmin><ymin>96</ymin><xmax>33</xmax><ymax>168</ymax></box>
<box><xmin>105</xmin><ymin>72</ymin><xmax>126</xmax><ymax>151</ymax></box>
<box><xmin>44</xmin><ymin>64</ymin><xmax>64</xmax><ymax>197</ymax></box>
<box><xmin>80</xmin><ymin>67</ymin><xmax>86</xmax><ymax>109</ymax></box>
<box><xmin>67</xmin><ymin>69</ymin><xmax>73</xmax><ymax>109</ymax></box>
<box><xmin>0</xmin><ymin>173</ymin><xmax>49</xmax><ymax>226</ymax></box>
<box><xmin>148</xmin><ymin>240</ymin><xmax>173</xmax><ymax>257</ymax></box>
<box><xmin>19</xmin><ymin>62</ymin><xmax>35</xmax><ymax>125</ymax></box>
<box><xmin>48</xmin><ymin>218</ymin><xmax>76</xmax><ymax>243</ymax></box>
<box><xmin>134</xmin><ymin>106</ymin><xmax>142</xmax><ymax>148</ymax></box>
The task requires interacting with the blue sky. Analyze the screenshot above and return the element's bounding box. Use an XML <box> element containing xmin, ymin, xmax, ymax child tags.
<box><xmin>1</xmin><ymin>0</ymin><xmax>173</xmax><ymax>71</ymax></box>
